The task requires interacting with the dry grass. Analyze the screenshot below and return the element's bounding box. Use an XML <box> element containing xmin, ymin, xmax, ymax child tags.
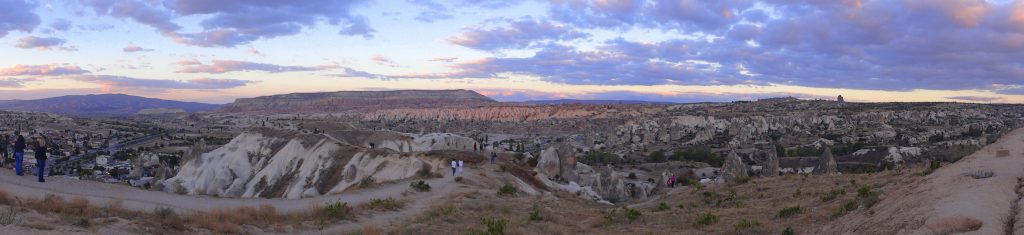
<box><xmin>363</xmin><ymin>223</ymin><xmax>382</xmax><ymax>235</ymax></box>
<box><xmin>0</xmin><ymin>189</ymin><xmax>10</xmax><ymax>205</ymax></box>
<box><xmin>391</xmin><ymin>169</ymin><xmax>918</xmax><ymax>235</ymax></box>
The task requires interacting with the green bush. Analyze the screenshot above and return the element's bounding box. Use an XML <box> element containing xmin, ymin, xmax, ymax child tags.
<box><xmin>579</xmin><ymin>151</ymin><xmax>621</xmax><ymax>165</ymax></box>
<box><xmin>497</xmin><ymin>184</ymin><xmax>517</xmax><ymax>196</ymax></box>
<box><xmin>410</xmin><ymin>180</ymin><xmax>431</xmax><ymax>192</ymax></box>
<box><xmin>821</xmin><ymin>188</ymin><xmax>846</xmax><ymax>202</ymax></box>
<box><xmin>478</xmin><ymin>217</ymin><xmax>507</xmax><ymax>235</ymax></box>
<box><xmin>777</xmin><ymin>205</ymin><xmax>802</xmax><ymax>218</ymax></box>
<box><xmin>323</xmin><ymin>201</ymin><xmax>353</xmax><ymax>219</ymax></box>
<box><xmin>647</xmin><ymin>150</ymin><xmax>667</xmax><ymax>163</ymax></box>
<box><xmin>655</xmin><ymin>202</ymin><xmax>670</xmax><ymax>212</ymax></box>
<box><xmin>922</xmin><ymin>160</ymin><xmax>942</xmax><ymax>175</ymax></box>
<box><xmin>782</xmin><ymin>227</ymin><xmax>795</xmax><ymax>235</ymax></box>
<box><xmin>528</xmin><ymin>206</ymin><xmax>542</xmax><ymax>221</ymax></box>
<box><xmin>694</xmin><ymin>212</ymin><xmax>718</xmax><ymax>227</ymax></box>
<box><xmin>365</xmin><ymin>198</ymin><xmax>403</xmax><ymax>211</ymax></box>
<box><xmin>672</xmin><ymin>148</ymin><xmax>723</xmax><ymax>166</ymax></box>
<box><xmin>734</xmin><ymin>219</ymin><xmax>760</xmax><ymax>230</ymax></box>
<box><xmin>856</xmin><ymin>186</ymin><xmax>873</xmax><ymax>198</ymax></box>
<box><xmin>624</xmin><ymin>208</ymin><xmax>643</xmax><ymax>223</ymax></box>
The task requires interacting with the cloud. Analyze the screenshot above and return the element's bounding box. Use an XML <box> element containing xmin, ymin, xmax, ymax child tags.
<box><xmin>0</xmin><ymin>78</ymin><xmax>36</xmax><ymax>88</ymax></box>
<box><xmin>50</xmin><ymin>18</ymin><xmax>71</xmax><ymax>32</ymax></box>
<box><xmin>164</xmin><ymin>0</ymin><xmax>374</xmax><ymax>47</ymax></box>
<box><xmin>946</xmin><ymin>96</ymin><xmax>1005</xmax><ymax>102</ymax></box>
<box><xmin>0</xmin><ymin>64</ymin><xmax>90</xmax><ymax>76</ymax></box>
<box><xmin>175</xmin><ymin>60</ymin><xmax>337</xmax><ymax>74</ymax></box>
<box><xmin>325</xmin><ymin>67</ymin><xmax>386</xmax><ymax>79</ymax></box>
<box><xmin>247</xmin><ymin>47</ymin><xmax>264</xmax><ymax>56</ymax></box>
<box><xmin>447</xmin><ymin>18</ymin><xmax>588</xmax><ymax>50</ymax></box>
<box><xmin>13</xmin><ymin>36</ymin><xmax>75</xmax><ymax>51</ymax></box>
<box><xmin>428</xmin><ymin>57</ymin><xmax>458</xmax><ymax>62</ymax></box>
<box><xmin>371</xmin><ymin>55</ymin><xmax>398</xmax><ymax>66</ymax></box>
<box><xmin>0</xmin><ymin>0</ymin><xmax>40</xmax><ymax>37</ymax></box>
<box><xmin>65</xmin><ymin>75</ymin><xmax>254</xmax><ymax>90</ymax></box>
<box><xmin>78</xmin><ymin>0</ymin><xmax>181</xmax><ymax>34</ymax></box>
<box><xmin>123</xmin><ymin>45</ymin><xmax>154</xmax><ymax>52</ymax></box>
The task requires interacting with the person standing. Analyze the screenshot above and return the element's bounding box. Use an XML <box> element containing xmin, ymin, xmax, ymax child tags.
<box><xmin>450</xmin><ymin>159</ymin><xmax>457</xmax><ymax>177</ymax></box>
<box><xmin>34</xmin><ymin>139</ymin><xmax>47</xmax><ymax>182</ymax></box>
<box><xmin>490</xmin><ymin>152</ymin><xmax>497</xmax><ymax>164</ymax></box>
<box><xmin>457</xmin><ymin>160</ymin><xmax>464</xmax><ymax>175</ymax></box>
<box><xmin>14</xmin><ymin>132</ymin><xmax>25</xmax><ymax>176</ymax></box>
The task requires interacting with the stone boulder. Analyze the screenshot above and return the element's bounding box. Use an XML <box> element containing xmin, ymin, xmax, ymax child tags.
<box><xmin>536</xmin><ymin>144</ymin><xmax>579</xmax><ymax>182</ymax></box>
<box><xmin>720</xmin><ymin>151</ymin><xmax>749</xmax><ymax>182</ymax></box>
<box><xmin>813</xmin><ymin>147</ymin><xmax>840</xmax><ymax>175</ymax></box>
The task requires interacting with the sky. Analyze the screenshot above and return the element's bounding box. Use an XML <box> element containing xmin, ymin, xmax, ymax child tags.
<box><xmin>2</xmin><ymin>0</ymin><xmax>1024</xmax><ymax>104</ymax></box>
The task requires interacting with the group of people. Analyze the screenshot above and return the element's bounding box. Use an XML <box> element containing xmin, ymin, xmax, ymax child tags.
<box><xmin>450</xmin><ymin>159</ymin><xmax>464</xmax><ymax>176</ymax></box>
<box><xmin>0</xmin><ymin>131</ymin><xmax>49</xmax><ymax>183</ymax></box>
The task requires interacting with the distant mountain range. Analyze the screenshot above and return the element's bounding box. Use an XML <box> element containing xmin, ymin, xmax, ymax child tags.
<box><xmin>515</xmin><ymin>99</ymin><xmax>676</xmax><ymax>105</ymax></box>
<box><xmin>0</xmin><ymin>94</ymin><xmax>221</xmax><ymax>116</ymax></box>
<box><xmin>220</xmin><ymin>89</ymin><xmax>497</xmax><ymax>113</ymax></box>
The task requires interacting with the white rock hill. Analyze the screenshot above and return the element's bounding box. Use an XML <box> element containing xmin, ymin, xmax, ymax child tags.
<box><xmin>165</xmin><ymin>127</ymin><xmax>477</xmax><ymax>199</ymax></box>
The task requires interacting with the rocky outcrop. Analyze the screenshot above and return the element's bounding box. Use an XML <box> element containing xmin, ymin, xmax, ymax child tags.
<box><xmin>536</xmin><ymin>144</ymin><xmax>578</xmax><ymax>182</ymax></box>
<box><xmin>721</xmin><ymin>151</ymin><xmax>749</xmax><ymax>181</ymax></box>
<box><xmin>761</xmin><ymin>149</ymin><xmax>780</xmax><ymax>177</ymax></box>
<box><xmin>222</xmin><ymin>89</ymin><xmax>497</xmax><ymax>113</ymax></box>
<box><xmin>164</xmin><ymin>127</ymin><xmax>454</xmax><ymax>199</ymax></box>
<box><xmin>814</xmin><ymin>147</ymin><xmax>839</xmax><ymax>175</ymax></box>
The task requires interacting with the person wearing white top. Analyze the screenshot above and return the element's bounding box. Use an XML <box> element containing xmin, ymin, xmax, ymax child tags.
<box><xmin>451</xmin><ymin>160</ymin><xmax>457</xmax><ymax>176</ymax></box>
<box><xmin>457</xmin><ymin>160</ymin><xmax>464</xmax><ymax>175</ymax></box>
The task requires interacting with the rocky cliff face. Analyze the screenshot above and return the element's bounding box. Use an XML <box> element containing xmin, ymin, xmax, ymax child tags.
<box><xmin>163</xmin><ymin>127</ymin><xmax>469</xmax><ymax>199</ymax></box>
<box><xmin>221</xmin><ymin>89</ymin><xmax>497</xmax><ymax>113</ymax></box>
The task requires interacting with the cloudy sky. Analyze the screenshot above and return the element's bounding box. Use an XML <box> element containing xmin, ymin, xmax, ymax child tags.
<box><xmin>2</xmin><ymin>0</ymin><xmax>1024</xmax><ymax>104</ymax></box>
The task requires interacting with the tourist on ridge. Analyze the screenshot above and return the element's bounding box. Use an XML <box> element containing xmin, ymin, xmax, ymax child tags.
<box><xmin>668</xmin><ymin>174</ymin><xmax>677</xmax><ymax>188</ymax></box>
<box><xmin>451</xmin><ymin>159</ymin><xmax>457</xmax><ymax>176</ymax></box>
<box><xmin>490</xmin><ymin>152</ymin><xmax>497</xmax><ymax>164</ymax></box>
<box><xmin>34</xmin><ymin>138</ymin><xmax>47</xmax><ymax>183</ymax></box>
<box><xmin>13</xmin><ymin>132</ymin><xmax>25</xmax><ymax>176</ymax></box>
<box><xmin>458</xmin><ymin>160</ymin><xmax>464</xmax><ymax>175</ymax></box>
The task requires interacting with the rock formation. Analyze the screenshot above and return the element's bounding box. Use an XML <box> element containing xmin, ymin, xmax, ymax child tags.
<box><xmin>814</xmin><ymin>147</ymin><xmax>840</xmax><ymax>175</ymax></box>
<box><xmin>720</xmin><ymin>151</ymin><xmax>748</xmax><ymax>181</ymax></box>
<box><xmin>761</xmin><ymin>149</ymin><xmax>780</xmax><ymax>177</ymax></box>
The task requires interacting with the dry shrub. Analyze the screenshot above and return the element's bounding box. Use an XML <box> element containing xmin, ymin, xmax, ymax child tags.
<box><xmin>106</xmin><ymin>198</ymin><xmax>125</xmax><ymax>217</ymax></box>
<box><xmin>363</xmin><ymin>223</ymin><xmax>382</xmax><ymax>235</ymax></box>
<box><xmin>67</xmin><ymin>197</ymin><xmax>98</xmax><ymax>217</ymax></box>
<box><xmin>927</xmin><ymin>215</ymin><xmax>983</xmax><ymax>234</ymax></box>
<box><xmin>0</xmin><ymin>189</ymin><xmax>10</xmax><ymax>205</ymax></box>
<box><xmin>34</xmin><ymin>194</ymin><xmax>66</xmax><ymax>214</ymax></box>
<box><xmin>191</xmin><ymin>209</ymin><xmax>242</xmax><ymax>234</ymax></box>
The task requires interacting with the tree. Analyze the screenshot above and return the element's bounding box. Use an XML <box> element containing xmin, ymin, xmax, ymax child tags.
<box><xmin>647</xmin><ymin>150</ymin><xmax>667</xmax><ymax>163</ymax></box>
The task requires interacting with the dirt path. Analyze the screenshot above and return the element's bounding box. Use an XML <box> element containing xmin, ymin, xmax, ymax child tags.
<box><xmin>820</xmin><ymin>127</ymin><xmax>1024</xmax><ymax>235</ymax></box>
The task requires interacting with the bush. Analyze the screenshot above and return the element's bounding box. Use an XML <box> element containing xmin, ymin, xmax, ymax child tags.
<box><xmin>410</xmin><ymin>180</ymin><xmax>431</xmax><ymax>192</ymax></box>
<box><xmin>821</xmin><ymin>188</ymin><xmax>846</xmax><ymax>202</ymax></box>
<box><xmin>922</xmin><ymin>160</ymin><xmax>942</xmax><ymax>175</ymax></box>
<box><xmin>323</xmin><ymin>201</ymin><xmax>353</xmax><ymax>219</ymax></box>
<box><xmin>778</xmin><ymin>205</ymin><xmax>802</xmax><ymax>218</ymax></box>
<box><xmin>359</xmin><ymin>176</ymin><xmax>375</xmax><ymax>188</ymax></box>
<box><xmin>694</xmin><ymin>212</ymin><xmax>718</xmax><ymax>227</ymax></box>
<box><xmin>856</xmin><ymin>186</ymin><xmax>880</xmax><ymax>208</ymax></box>
<box><xmin>655</xmin><ymin>202</ymin><xmax>670</xmax><ymax>212</ymax></box>
<box><xmin>734</xmin><ymin>219</ymin><xmax>760</xmax><ymax>230</ymax></box>
<box><xmin>672</xmin><ymin>147</ymin><xmax>723</xmax><ymax>166</ymax></box>
<box><xmin>481</xmin><ymin>217</ymin><xmax>507</xmax><ymax>235</ymax></box>
<box><xmin>154</xmin><ymin>207</ymin><xmax>175</xmax><ymax>219</ymax></box>
<box><xmin>647</xmin><ymin>150</ymin><xmax>667</xmax><ymax>163</ymax></box>
<box><xmin>832</xmin><ymin>201</ymin><xmax>858</xmax><ymax>218</ymax></box>
<box><xmin>497</xmin><ymin>184</ymin><xmax>517</xmax><ymax>196</ymax></box>
<box><xmin>365</xmin><ymin>198</ymin><xmax>403</xmax><ymax>211</ymax></box>
<box><xmin>624</xmin><ymin>208</ymin><xmax>643</xmax><ymax>223</ymax></box>
<box><xmin>782</xmin><ymin>227</ymin><xmax>795</xmax><ymax>235</ymax></box>
<box><xmin>579</xmin><ymin>151</ymin><xmax>621</xmax><ymax>165</ymax></box>
<box><xmin>528</xmin><ymin>206</ymin><xmax>542</xmax><ymax>221</ymax></box>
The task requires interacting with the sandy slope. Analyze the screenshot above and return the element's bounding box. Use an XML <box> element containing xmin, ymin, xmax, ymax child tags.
<box><xmin>820</xmin><ymin>127</ymin><xmax>1024</xmax><ymax>235</ymax></box>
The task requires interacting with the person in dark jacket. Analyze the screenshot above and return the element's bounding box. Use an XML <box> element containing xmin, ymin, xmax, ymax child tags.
<box><xmin>34</xmin><ymin>139</ymin><xmax>47</xmax><ymax>182</ymax></box>
<box><xmin>14</xmin><ymin>132</ymin><xmax>25</xmax><ymax>176</ymax></box>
